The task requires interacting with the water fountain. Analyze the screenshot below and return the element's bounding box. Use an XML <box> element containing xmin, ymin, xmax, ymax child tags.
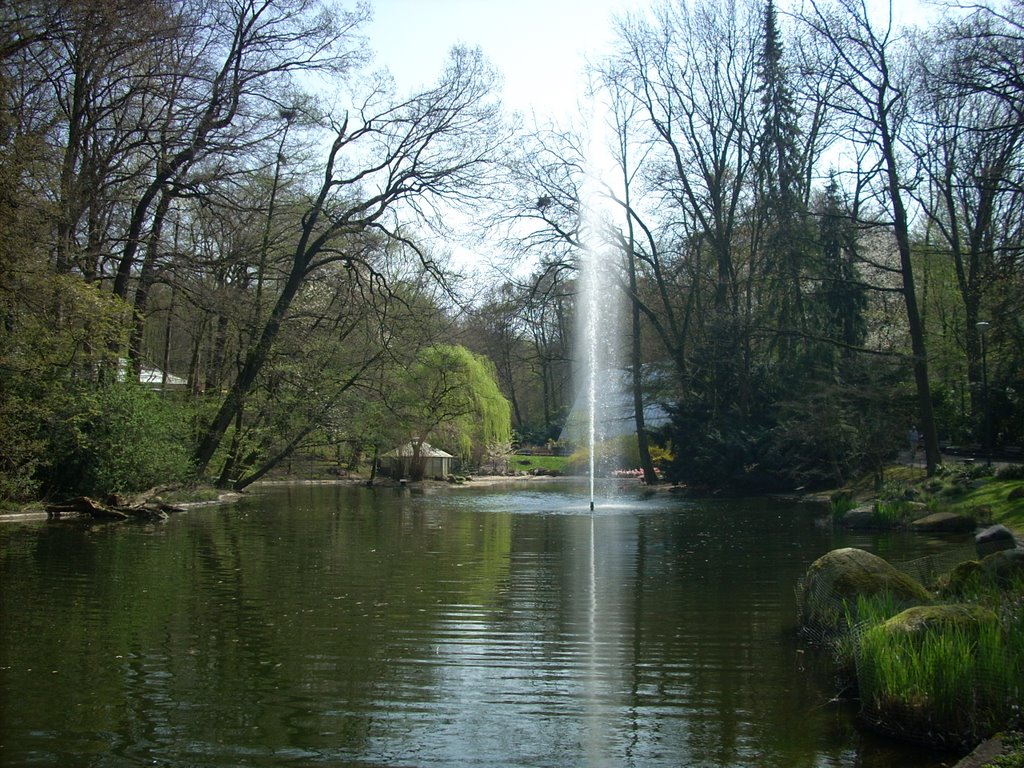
<box><xmin>575</xmin><ymin>142</ymin><xmax>621</xmax><ymax>513</ymax></box>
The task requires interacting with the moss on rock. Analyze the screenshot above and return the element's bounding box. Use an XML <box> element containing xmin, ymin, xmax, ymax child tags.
<box><xmin>798</xmin><ymin>547</ymin><xmax>932</xmax><ymax>635</ymax></box>
<box><xmin>877</xmin><ymin>603</ymin><xmax>999</xmax><ymax>634</ymax></box>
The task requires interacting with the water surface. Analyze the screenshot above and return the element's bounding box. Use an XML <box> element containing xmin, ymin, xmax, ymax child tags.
<box><xmin>0</xmin><ymin>481</ymin><xmax>968</xmax><ymax>766</ymax></box>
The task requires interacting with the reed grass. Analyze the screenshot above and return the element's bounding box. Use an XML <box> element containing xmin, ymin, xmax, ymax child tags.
<box><xmin>830</xmin><ymin>493</ymin><xmax>857</xmax><ymax>522</ymax></box>
<box><xmin>850</xmin><ymin>587</ymin><xmax>1024</xmax><ymax>746</ymax></box>
<box><xmin>873</xmin><ymin>499</ymin><xmax>910</xmax><ymax>526</ymax></box>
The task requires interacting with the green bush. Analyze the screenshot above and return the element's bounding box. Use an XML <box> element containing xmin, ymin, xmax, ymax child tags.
<box><xmin>43</xmin><ymin>383</ymin><xmax>194</xmax><ymax>498</ymax></box>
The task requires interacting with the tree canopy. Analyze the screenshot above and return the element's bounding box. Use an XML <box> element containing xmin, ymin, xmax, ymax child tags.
<box><xmin>1</xmin><ymin>0</ymin><xmax>1022</xmax><ymax>501</ymax></box>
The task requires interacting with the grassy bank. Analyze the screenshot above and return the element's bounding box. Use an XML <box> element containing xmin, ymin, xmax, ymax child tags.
<box><xmin>835</xmin><ymin>462</ymin><xmax>1024</xmax><ymax>533</ymax></box>
<box><xmin>509</xmin><ymin>454</ymin><xmax>569</xmax><ymax>474</ymax></box>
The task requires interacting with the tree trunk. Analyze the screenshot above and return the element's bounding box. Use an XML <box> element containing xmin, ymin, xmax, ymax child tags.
<box><xmin>882</xmin><ymin>130</ymin><xmax>941</xmax><ymax>475</ymax></box>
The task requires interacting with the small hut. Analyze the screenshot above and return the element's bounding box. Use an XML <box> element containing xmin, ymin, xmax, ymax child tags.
<box><xmin>380</xmin><ymin>440</ymin><xmax>454</xmax><ymax>480</ymax></box>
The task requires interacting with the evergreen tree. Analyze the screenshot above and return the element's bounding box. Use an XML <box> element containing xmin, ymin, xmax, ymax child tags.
<box><xmin>816</xmin><ymin>176</ymin><xmax>867</xmax><ymax>356</ymax></box>
<box><xmin>755</xmin><ymin>0</ymin><xmax>811</xmax><ymax>364</ymax></box>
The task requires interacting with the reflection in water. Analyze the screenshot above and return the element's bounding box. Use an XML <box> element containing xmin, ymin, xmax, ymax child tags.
<box><xmin>0</xmin><ymin>483</ymin><xmax>965</xmax><ymax>767</ymax></box>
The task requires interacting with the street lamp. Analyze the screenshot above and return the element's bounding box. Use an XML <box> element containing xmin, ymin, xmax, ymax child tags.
<box><xmin>976</xmin><ymin>321</ymin><xmax>992</xmax><ymax>467</ymax></box>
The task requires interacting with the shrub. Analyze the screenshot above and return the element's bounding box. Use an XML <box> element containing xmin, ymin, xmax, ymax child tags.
<box><xmin>42</xmin><ymin>383</ymin><xmax>194</xmax><ymax>498</ymax></box>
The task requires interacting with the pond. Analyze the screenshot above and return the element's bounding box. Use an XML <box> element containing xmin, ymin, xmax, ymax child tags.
<box><xmin>0</xmin><ymin>480</ymin><xmax>972</xmax><ymax>767</ymax></box>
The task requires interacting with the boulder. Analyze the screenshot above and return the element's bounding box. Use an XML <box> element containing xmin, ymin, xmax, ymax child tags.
<box><xmin>797</xmin><ymin>547</ymin><xmax>931</xmax><ymax>635</ymax></box>
<box><xmin>975</xmin><ymin>524</ymin><xmax>1017</xmax><ymax>558</ymax></box>
<box><xmin>840</xmin><ymin>504</ymin><xmax>879</xmax><ymax>529</ymax></box>
<box><xmin>856</xmin><ymin>604</ymin><xmax>1002</xmax><ymax>746</ymax></box>
<box><xmin>945</xmin><ymin>548</ymin><xmax>1024</xmax><ymax>595</ymax></box>
<box><xmin>944</xmin><ymin>560</ymin><xmax>984</xmax><ymax>597</ymax></box>
<box><xmin>875</xmin><ymin>603</ymin><xmax>998</xmax><ymax>635</ymax></box>
<box><xmin>980</xmin><ymin>547</ymin><xmax>1024</xmax><ymax>588</ymax></box>
<box><xmin>909</xmin><ymin>511</ymin><xmax>975</xmax><ymax>533</ymax></box>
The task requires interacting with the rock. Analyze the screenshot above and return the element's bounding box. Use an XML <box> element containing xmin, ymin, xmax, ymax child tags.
<box><xmin>856</xmin><ymin>604</ymin><xmax>1002</xmax><ymax>745</ymax></box>
<box><xmin>841</xmin><ymin>504</ymin><xmax>883</xmax><ymax>529</ymax></box>
<box><xmin>980</xmin><ymin>548</ymin><xmax>1024</xmax><ymax>588</ymax></box>
<box><xmin>876</xmin><ymin>603</ymin><xmax>999</xmax><ymax>635</ymax></box>
<box><xmin>909</xmin><ymin>511</ymin><xmax>975</xmax><ymax>533</ymax></box>
<box><xmin>975</xmin><ymin>524</ymin><xmax>1017</xmax><ymax>558</ymax></box>
<box><xmin>797</xmin><ymin>548</ymin><xmax>931</xmax><ymax>635</ymax></box>
<box><xmin>945</xmin><ymin>549</ymin><xmax>1024</xmax><ymax>594</ymax></box>
<box><xmin>944</xmin><ymin>560</ymin><xmax>984</xmax><ymax>597</ymax></box>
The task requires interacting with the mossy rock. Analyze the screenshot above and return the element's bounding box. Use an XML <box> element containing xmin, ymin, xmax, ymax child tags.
<box><xmin>944</xmin><ymin>560</ymin><xmax>984</xmax><ymax>597</ymax></box>
<box><xmin>875</xmin><ymin>603</ymin><xmax>999</xmax><ymax>635</ymax></box>
<box><xmin>980</xmin><ymin>548</ymin><xmax>1024</xmax><ymax>588</ymax></box>
<box><xmin>944</xmin><ymin>549</ymin><xmax>1024</xmax><ymax>596</ymax></box>
<box><xmin>909</xmin><ymin>511</ymin><xmax>976</xmax><ymax>533</ymax></box>
<box><xmin>798</xmin><ymin>547</ymin><xmax>931</xmax><ymax>635</ymax></box>
<box><xmin>857</xmin><ymin>604</ymin><xmax>1004</xmax><ymax>747</ymax></box>
<box><xmin>841</xmin><ymin>504</ymin><xmax>882</xmax><ymax>529</ymax></box>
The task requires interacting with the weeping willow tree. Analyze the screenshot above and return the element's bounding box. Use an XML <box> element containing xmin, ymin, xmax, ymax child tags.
<box><xmin>394</xmin><ymin>344</ymin><xmax>511</xmax><ymax>479</ymax></box>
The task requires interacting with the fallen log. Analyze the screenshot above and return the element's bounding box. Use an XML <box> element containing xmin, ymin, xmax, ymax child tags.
<box><xmin>45</xmin><ymin>495</ymin><xmax>181</xmax><ymax>521</ymax></box>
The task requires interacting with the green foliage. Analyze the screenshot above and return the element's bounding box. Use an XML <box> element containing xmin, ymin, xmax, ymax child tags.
<box><xmin>0</xmin><ymin>269</ymin><xmax>134</xmax><ymax>501</ymax></box>
<box><xmin>400</xmin><ymin>344</ymin><xmax>512</xmax><ymax>464</ymax></box>
<box><xmin>854</xmin><ymin>609</ymin><xmax>1021</xmax><ymax>746</ymax></box>
<box><xmin>873</xmin><ymin>499</ymin><xmax>911</xmax><ymax>526</ymax></box>
<box><xmin>42</xmin><ymin>384</ymin><xmax>194</xmax><ymax>498</ymax></box>
<box><xmin>510</xmin><ymin>454</ymin><xmax>568</xmax><ymax>473</ymax></box>
<box><xmin>986</xmin><ymin>731</ymin><xmax>1024</xmax><ymax>768</ymax></box>
<box><xmin>563</xmin><ymin>434</ymin><xmax>669</xmax><ymax>476</ymax></box>
<box><xmin>829</xmin><ymin>493</ymin><xmax>857</xmax><ymax>521</ymax></box>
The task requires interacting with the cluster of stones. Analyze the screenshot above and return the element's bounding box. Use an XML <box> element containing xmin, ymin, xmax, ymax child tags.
<box><xmin>838</xmin><ymin>501</ymin><xmax>979</xmax><ymax>532</ymax></box>
<box><xmin>799</xmin><ymin>524</ymin><xmax>1021</xmax><ymax>635</ymax></box>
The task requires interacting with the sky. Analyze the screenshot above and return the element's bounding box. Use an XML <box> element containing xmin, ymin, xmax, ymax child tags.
<box><xmin>361</xmin><ymin>0</ymin><xmax>931</xmax><ymax>278</ymax></box>
<box><xmin>363</xmin><ymin>0</ymin><xmax>931</xmax><ymax>123</ymax></box>
<box><xmin>364</xmin><ymin>0</ymin><xmax>635</xmax><ymax>121</ymax></box>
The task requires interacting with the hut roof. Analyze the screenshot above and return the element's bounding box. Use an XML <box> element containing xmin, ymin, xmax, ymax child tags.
<box><xmin>381</xmin><ymin>441</ymin><xmax>454</xmax><ymax>459</ymax></box>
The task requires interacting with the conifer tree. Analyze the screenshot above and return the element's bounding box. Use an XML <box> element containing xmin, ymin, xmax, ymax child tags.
<box><xmin>755</xmin><ymin>0</ymin><xmax>811</xmax><ymax>365</ymax></box>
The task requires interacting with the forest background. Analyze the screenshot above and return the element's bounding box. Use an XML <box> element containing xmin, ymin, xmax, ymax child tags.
<box><xmin>1</xmin><ymin>0</ymin><xmax>1022</xmax><ymax>502</ymax></box>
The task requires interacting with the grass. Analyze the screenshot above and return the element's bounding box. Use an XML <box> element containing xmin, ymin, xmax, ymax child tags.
<box><xmin>847</xmin><ymin>581</ymin><xmax>1024</xmax><ymax>748</ymax></box>
<box><xmin>834</xmin><ymin>462</ymin><xmax>1024</xmax><ymax>534</ymax></box>
<box><xmin>830</xmin><ymin>493</ymin><xmax>858</xmax><ymax>522</ymax></box>
<box><xmin>948</xmin><ymin>477</ymin><xmax>1024</xmax><ymax>532</ymax></box>
<box><xmin>873</xmin><ymin>498</ymin><xmax>913</xmax><ymax>526</ymax></box>
<box><xmin>509</xmin><ymin>454</ymin><xmax>569</xmax><ymax>473</ymax></box>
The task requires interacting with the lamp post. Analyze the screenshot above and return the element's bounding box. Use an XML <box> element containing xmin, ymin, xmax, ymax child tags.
<box><xmin>976</xmin><ymin>321</ymin><xmax>992</xmax><ymax>467</ymax></box>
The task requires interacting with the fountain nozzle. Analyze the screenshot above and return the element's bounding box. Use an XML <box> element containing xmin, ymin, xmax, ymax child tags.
<box><xmin>589</xmin><ymin>500</ymin><xmax>595</xmax><ymax>511</ymax></box>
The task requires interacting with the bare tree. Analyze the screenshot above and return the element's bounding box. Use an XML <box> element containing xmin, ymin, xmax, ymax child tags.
<box><xmin>802</xmin><ymin>0</ymin><xmax>942</xmax><ymax>474</ymax></box>
<box><xmin>194</xmin><ymin>46</ymin><xmax>508</xmax><ymax>474</ymax></box>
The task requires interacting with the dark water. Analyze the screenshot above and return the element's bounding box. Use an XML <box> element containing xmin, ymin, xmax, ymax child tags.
<box><xmin>0</xmin><ymin>481</ymin><xmax>970</xmax><ymax>767</ymax></box>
